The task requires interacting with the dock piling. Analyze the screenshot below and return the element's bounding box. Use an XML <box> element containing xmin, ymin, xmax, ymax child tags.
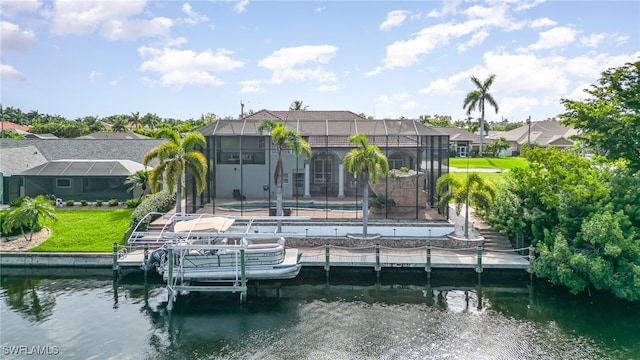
<box><xmin>112</xmin><ymin>242</ymin><xmax>119</xmax><ymax>276</ymax></box>
<box><xmin>324</xmin><ymin>244</ymin><xmax>331</xmax><ymax>279</ymax></box>
<box><xmin>240</xmin><ymin>248</ymin><xmax>247</xmax><ymax>303</ymax></box>
<box><xmin>476</xmin><ymin>245</ymin><xmax>483</xmax><ymax>284</ymax></box>
<box><xmin>167</xmin><ymin>248</ymin><xmax>174</xmax><ymax>311</ymax></box>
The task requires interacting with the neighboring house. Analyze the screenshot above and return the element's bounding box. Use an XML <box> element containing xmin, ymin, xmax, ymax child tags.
<box><xmin>191</xmin><ymin>110</ymin><xmax>450</xmax><ymax>217</ymax></box>
<box><xmin>432</xmin><ymin>127</ymin><xmax>480</xmax><ymax>157</ymax></box>
<box><xmin>1</xmin><ymin>121</ymin><xmax>30</xmax><ymax>134</ymax></box>
<box><xmin>0</xmin><ymin>139</ymin><xmax>165</xmax><ymax>204</ymax></box>
<box><xmin>20</xmin><ymin>159</ymin><xmax>145</xmax><ymax>202</ymax></box>
<box><xmin>489</xmin><ymin>119</ymin><xmax>578</xmax><ymax>156</ymax></box>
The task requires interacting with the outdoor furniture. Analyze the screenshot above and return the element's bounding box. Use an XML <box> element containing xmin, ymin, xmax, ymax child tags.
<box><xmin>232</xmin><ymin>189</ymin><xmax>246</xmax><ymax>201</ymax></box>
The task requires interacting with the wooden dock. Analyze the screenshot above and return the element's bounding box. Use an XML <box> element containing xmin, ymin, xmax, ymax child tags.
<box><xmin>119</xmin><ymin>244</ymin><xmax>532</xmax><ymax>273</ymax></box>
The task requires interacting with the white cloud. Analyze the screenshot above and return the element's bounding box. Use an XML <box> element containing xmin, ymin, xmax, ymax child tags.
<box><xmin>89</xmin><ymin>71</ymin><xmax>103</xmax><ymax>81</ymax></box>
<box><xmin>380</xmin><ymin>10</ymin><xmax>410</xmax><ymax>31</ymax></box>
<box><xmin>0</xmin><ymin>0</ymin><xmax>40</xmax><ymax>16</ymax></box>
<box><xmin>499</xmin><ymin>96</ymin><xmax>539</xmax><ymax>120</ymax></box>
<box><xmin>0</xmin><ymin>21</ymin><xmax>36</xmax><ymax>52</ymax></box>
<box><xmin>580</xmin><ymin>33</ymin><xmax>613</xmax><ymax>48</ymax></box>
<box><xmin>138</xmin><ymin>47</ymin><xmax>244</xmax><ymax>87</ymax></box>
<box><xmin>530</xmin><ymin>17</ymin><xmax>556</xmax><ymax>28</ymax></box>
<box><xmin>101</xmin><ymin>17</ymin><xmax>173</xmax><ymax>40</ymax></box>
<box><xmin>240</xmin><ymin>79</ymin><xmax>264</xmax><ymax>93</ymax></box>
<box><xmin>259</xmin><ymin>45</ymin><xmax>338</xmax><ymax>84</ymax></box>
<box><xmin>420</xmin><ymin>78</ymin><xmax>456</xmax><ymax>95</ymax></box>
<box><xmin>1</xmin><ymin>63</ymin><xmax>26</xmax><ymax>81</ymax></box>
<box><xmin>529</xmin><ymin>26</ymin><xmax>578</xmax><ymax>50</ymax></box>
<box><xmin>234</xmin><ymin>0</ymin><xmax>249</xmax><ymax>14</ymax></box>
<box><xmin>457</xmin><ymin>30</ymin><xmax>489</xmax><ymax>52</ymax></box>
<box><xmin>401</xmin><ymin>99</ymin><xmax>419</xmax><ymax>110</ymax></box>
<box><xmin>50</xmin><ymin>0</ymin><xmax>171</xmax><ymax>40</ymax></box>
<box><xmin>428</xmin><ymin>0</ymin><xmax>461</xmax><ymax>18</ymax></box>
<box><xmin>368</xmin><ymin>2</ymin><xmax>525</xmax><ymax>75</ymax></box>
<box><xmin>375</xmin><ymin>95</ymin><xmax>392</xmax><ymax>105</ymax></box>
<box><xmin>180</xmin><ymin>3</ymin><xmax>208</xmax><ymax>25</ymax></box>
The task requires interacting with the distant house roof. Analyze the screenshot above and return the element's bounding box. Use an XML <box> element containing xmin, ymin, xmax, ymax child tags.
<box><xmin>490</xmin><ymin>120</ymin><xmax>578</xmax><ymax>146</ymax></box>
<box><xmin>0</xmin><ymin>145</ymin><xmax>48</xmax><ymax>176</ymax></box>
<box><xmin>199</xmin><ymin>110</ymin><xmax>447</xmax><ymax>147</ymax></box>
<box><xmin>0</xmin><ymin>139</ymin><xmax>165</xmax><ymax>163</ymax></box>
<box><xmin>24</xmin><ymin>133</ymin><xmax>58</xmax><ymax>139</ymax></box>
<box><xmin>77</xmin><ymin>132</ymin><xmax>150</xmax><ymax>139</ymax></box>
<box><xmin>20</xmin><ymin>159</ymin><xmax>145</xmax><ymax>176</ymax></box>
<box><xmin>432</xmin><ymin>127</ymin><xmax>480</xmax><ymax>143</ymax></box>
<box><xmin>1</xmin><ymin>121</ymin><xmax>30</xmax><ymax>132</ymax></box>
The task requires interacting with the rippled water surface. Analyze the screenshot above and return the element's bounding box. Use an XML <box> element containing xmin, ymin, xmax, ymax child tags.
<box><xmin>1</xmin><ymin>268</ymin><xmax>638</xmax><ymax>359</ymax></box>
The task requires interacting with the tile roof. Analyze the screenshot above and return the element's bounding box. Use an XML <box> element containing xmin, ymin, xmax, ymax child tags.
<box><xmin>77</xmin><ymin>132</ymin><xmax>150</xmax><ymax>139</ymax></box>
<box><xmin>20</xmin><ymin>159</ymin><xmax>145</xmax><ymax>176</ymax></box>
<box><xmin>491</xmin><ymin>120</ymin><xmax>578</xmax><ymax>146</ymax></box>
<box><xmin>199</xmin><ymin>110</ymin><xmax>447</xmax><ymax>138</ymax></box>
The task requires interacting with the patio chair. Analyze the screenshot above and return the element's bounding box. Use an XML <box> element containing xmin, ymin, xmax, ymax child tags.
<box><xmin>232</xmin><ymin>189</ymin><xmax>246</xmax><ymax>201</ymax></box>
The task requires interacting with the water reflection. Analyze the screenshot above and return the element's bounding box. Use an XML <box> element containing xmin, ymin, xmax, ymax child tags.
<box><xmin>1</xmin><ymin>267</ymin><xmax>638</xmax><ymax>360</ymax></box>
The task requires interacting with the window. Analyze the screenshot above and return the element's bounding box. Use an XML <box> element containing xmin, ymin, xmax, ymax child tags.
<box><xmin>283</xmin><ymin>173</ymin><xmax>289</xmax><ymax>185</ymax></box>
<box><xmin>314</xmin><ymin>158</ymin><xmax>331</xmax><ymax>184</ymax></box>
<box><xmin>56</xmin><ymin>178</ymin><xmax>71</xmax><ymax>188</ymax></box>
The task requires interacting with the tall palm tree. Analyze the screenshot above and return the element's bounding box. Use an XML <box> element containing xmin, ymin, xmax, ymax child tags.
<box><xmin>2</xmin><ymin>195</ymin><xmax>57</xmax><ymax>241</ymax></box>
<box><xmin>436</xmin><ymin>172</ymin><xmax>496</xmax><ymax>238</ymax></box>
<box><xmin>289</xmin><ymin>100</ymin><xmax>308</xmax><ymax>111</ymax></box>
<box><xmin>258</xmin><ymin>119</ymin><xmax>311</xmax><ymax>230</ymax></box>
<box><xmin>463</xmin><ymin>74</ymin><xmax>499</xmax><ymax>156</ymax></box>
<box><xmin>125</xmin><ymin>169</ymin><xmax>151</xmax><ymax>199</ymax></box>
<box><xmin>143</xmin><ymin>129</ymin><xmax>207</xmax><ymax>215</ymax></box>
<box><xmin>129</xmin><ymin>111</ymin><xmax>142</xmax><ymax>130</ymax></box>
<box><xmin>111</xmin><ymin>116</ymin><xmax>128</xmax><ymax>132</ymax></box>
<box><xmin>343</xmin><ymin>134</ymin><xmax>389</xmax><ymax>237</ymax></box>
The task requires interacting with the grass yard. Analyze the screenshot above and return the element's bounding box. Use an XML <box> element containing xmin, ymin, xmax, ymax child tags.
<box><xmin>30</xmin><ymin>209</ymin><xmax>133</xmax><ymax>252</ymax></box>
<box><xmin>449</xmin><ymin>157</ymin><xmax>528</xmax><ymax>169</ymax></box>
<box><xmin>447</xmin><ymin>171</ymin><xmax>507</xmax><ymax>186</ymax></box>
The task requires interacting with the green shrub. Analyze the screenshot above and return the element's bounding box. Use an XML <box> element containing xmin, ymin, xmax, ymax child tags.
<box><xmin>369</xmin><ymin>196</ymin><xmax>396</xmax><ymax>210</ymax></box>
<box><xmin>65</xmin><ymin>200</ymin><xmax>75</xmax><ymax>207</ymax></box>
<box><xmin>125</xmin><ymin>198</ymin><xmax>143</xmax><ymax>208</ymax></box>
<box><xmin>130</xmin><ymin>191</ymin><xmax>176</xmax><ymax>231</ymax></box>
<box><xmin>9</xmin><ymin>197</ymin><xmax>25</xmax><ymax>208</ymax></box>
<box><xmin>108</xmin><ymin>199</ymin><xmax>119</xmax><ymax>207</ymax></box>
<box><xmin>0</xmin><ymin>210</ymin><xmax>22</xmax><ymax>237</ymax></box>
<box><xmin>81</xmin><ymin>200</ymin><xmax>88</xmax><ymax>206</ymax></box>
<box><xmin>95</xmin><ymin>200</ymin><xmax>103</xmax><ymax>206</ymax></box>
<box><xmin>399</xmin><ymin>166</ymin><xmax>409</xmax><ymax>173</ymax></box>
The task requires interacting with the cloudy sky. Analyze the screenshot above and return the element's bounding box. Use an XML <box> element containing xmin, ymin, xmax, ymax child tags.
<box><xmin>2</xmin><ymin>0</ymin><xmax>639</xmax><ymax>122</ymax></box>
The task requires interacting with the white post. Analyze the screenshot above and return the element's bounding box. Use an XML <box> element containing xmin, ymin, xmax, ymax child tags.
<box><xmin>304</xmin><ymin>162</ymin><xmax>311</xmax><ymax>198</ymax></box>
<box><xmin>338</xmin><ymin>164</ymin><xmax>345</xmax><ymax>198</ymax></box>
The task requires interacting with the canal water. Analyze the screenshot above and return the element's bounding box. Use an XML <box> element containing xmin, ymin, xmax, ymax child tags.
<box><xmin>1</xmin><ymin>267</ymin><xmax>638</xmax><ymax>360</ymax></box>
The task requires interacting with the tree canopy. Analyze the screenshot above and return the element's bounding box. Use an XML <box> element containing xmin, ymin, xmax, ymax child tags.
<box><xmin>560</xmin><ymin>61</ymin><xmax>640</xmax><ymax>172</ymax></box>
<box><xmin>463</xmin><ymin>74</ymin><xmax>499</xmax><ymax>156</ymax></box>
<box><xmin>487</xmin><ymin>146</ymin><xmax>640</xmax><ymax>300</ymax></box>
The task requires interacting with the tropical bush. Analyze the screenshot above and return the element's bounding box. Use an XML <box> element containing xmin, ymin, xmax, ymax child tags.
<box><xmin>125</xmin><ymin>198</ymin><xmax>143</xmax><ymax>208</ymax></box>
<box><xmin>369</xmin><ymin>196</ymin><xmax>396</xmax><ymax>210</ymax></box>
<box><xmin>95</xmin><ymin>200</ymin><xmax>103</xmax><ymax>206</ymax></box>
<box><xmin>80</xmin><ymin>200</ymin><xmax>88</xmax><ymax>206</ymax></box>
<box><xmin>129</xmin><ymin>190</ymin><xmax>176</xmax><ymax>231</ymax></box>
<box><xmin>108</xmin><ymin>199</ymin><xmax>119</xmax><ymax>207</ymax></box>
<box><xmin>65</xmin><ymin>200</ymin><xmax>75</xmax><ymax>207</ymax></box>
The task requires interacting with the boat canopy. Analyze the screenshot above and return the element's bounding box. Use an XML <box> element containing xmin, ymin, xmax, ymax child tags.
<box><xmin>173</xmin><ymin>217</ymin><xmax>236</xmax><ymax>233</ymax></box>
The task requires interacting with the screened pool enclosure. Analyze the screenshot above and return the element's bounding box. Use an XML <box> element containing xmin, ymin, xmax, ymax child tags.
<box><xmin>185</xmin><ymin>111</ymin><xmax>449</xmax><ymax>220</ymax></box>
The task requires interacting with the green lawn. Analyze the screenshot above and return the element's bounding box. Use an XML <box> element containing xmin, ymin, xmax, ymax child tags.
<box><xmin>31</xmin><ymin>209</ymin><xmax>133</xmax><ymax>252</ymax></box>
<box><xmin>447</xmin><ymin>171</ymin><xmax>507</xmax><ymax>186</ymax></box>
<box><xmin>449</xmin><ymin>157</ymin><xmax>528</xmax><ymax>169</ymax></box>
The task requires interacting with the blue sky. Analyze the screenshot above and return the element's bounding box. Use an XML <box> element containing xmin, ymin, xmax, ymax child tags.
<box><xmin>2</xmin><ymin>0</ymin><xmax>639</xmax><ymax>123</ymax></box>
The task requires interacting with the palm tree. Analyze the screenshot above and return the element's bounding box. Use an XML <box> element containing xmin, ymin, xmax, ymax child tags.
<box><xmin>436</xmin><ymin>172</ymin><xmax>496</xmax><ymax>238</ymax></box>
<box><xmin>111</xmin><ymin>116</ymin><xmax>128</xmax><ymax>132</ymax></box>
<box><xmin>258</xmin><ymin>119</ymin><xmax>311</xmax><ymax>230</ymax></box>
<box><xmin>2</xmin><ymin>195</ymin><xmax>57</xmax><ymax>241</ymax></box>
<box><xmin>343</xmin><ymin>134</ymin><xmax>389</xmax><ymax>237</ymax></box>
<box><xmin>463</xmin><ymin>74</ymin><xmax>499</xmax><ymax>156</ymax></box>
<box><xmin>143</xmin><ymin>129</ymin><xmax>207</xmax><ymax>215</ymax></box>
<box><xmin>289</xmin><ymin>100</ymin><xmax>308</xmax><ymax>111</ymax></box>
<box><xmin>125</xmin><ymin>170</ymin><xmax>151</xmax><ymax>199</ymax></box>
<box><xmin>129</xmin><ymin>111</ymin><xmax>142</xmax><ymax>130</ymax></box>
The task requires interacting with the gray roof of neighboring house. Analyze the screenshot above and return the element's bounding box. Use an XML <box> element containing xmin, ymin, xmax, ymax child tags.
<box><xmin>0</xmin><ymin>139</ymin><xmax>165</xmax><ymax>162</ymax></box>
<box><xmin>0</xmin><ymin>145</ymin><xmax>48</xmax><ymax>176</ymax></box>
<box><xmin>432</xmin><ymin>127</ymin><xmax>480</xmax><ymax>142</ymax></box>
<box><xmin>20</xmin><ymin>159</ymin><xmax>144</xmax><ymax>176</ymax></box>
<box><xmin>199</xmin><ymin>110</ymin><xmax>447</xmax><ymax>139</ymax></box>
<box><xmin>77</xmin><ymin>132</ymin><xmax>150</xmax><ymax>139</ymax></box>
<box><xmin>491</xmin><ymin>120</ymin><xmax>578</xmax><ymax>146</ymax></box>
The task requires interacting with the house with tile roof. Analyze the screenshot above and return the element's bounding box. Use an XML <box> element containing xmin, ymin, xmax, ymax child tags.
<box><xmin>0</xmin><ymin>139</ymin><xmax>164</xmax><ymax>204</ymax></box>
<box><xmin>432</xmin><ymin>127</ymin><xmax>480</xmax><ymax>157</ymax></box>
<box><xmin>488</xmin><ymin>119</ymin><xmax>578</xmax><ymax>156</ymax></box>
<box><xmin>190</xmin><ymin>110</ymin><xmax>450</xmax><ymax>218</ymax></box>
